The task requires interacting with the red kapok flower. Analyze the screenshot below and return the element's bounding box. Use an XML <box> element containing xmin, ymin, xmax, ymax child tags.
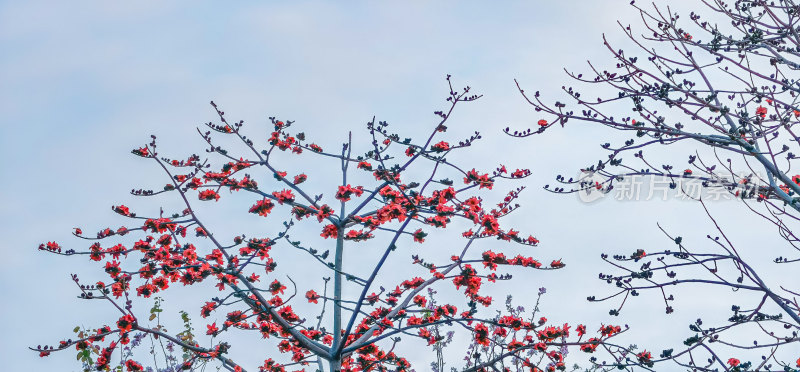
<box><xmin>206</xmin><ymin>322</ymin><xmax>219</xmax><ymax>336</ymax></box>
<box><xmin>200</xmin><ymin>301</ymin><xmax>217</xmax><ymax>318</ymax></box>
<box><xmin>473</xmin><ymin>323</ymin><xmax>490</xmax><ymax>346</ymax></box>
<box><xmin>412</xmin><ymin>229</ymin><xmax>427</xmax><ymax>243</ymax></box>
<box><xmin>431</xmin><ymin>141</ymin><xmax>450</xmax><ymax>152</ymax></box>
<box><xmin>636</xmin><ymin>350</ymin><xmax>653</xmax><ymax>367</ymax></box>
<box><xmin>198</xmin><ymin>189</ymin><xmax>220</xmax><ymax>201</ymax></box>
<box><xmin>249</xmin><ymin>199</ymin><xmax>275</xmax><ymax>217</ymax></box>
<box><xmin>269</xmin><ymin>280</ymin><xmax>286</xmax><ymax>295</ymax></box>
<box><xmin>114</xmin><ymin>205</ymin><xmax>131</xmax><ymax>216</ymax></box>
<box><xmin>320</xmin><ymin>224</ymin><xmax>338</xmax><ymax>239</ymax></box>
<box><xmin>727</xmin><ymin>358</ymin><xmax>740</xmax><ymax>367</ymax></box>
<box><xmin>335</xmin><ymin>184</ymin><xmax>364</xmax><ymax>202</ymax></box>
<box><xmin>756</xmin><ymin>105</ymin><xmax>768</xmax><ymax>118</ymax></box>
<box><xmin>117</xmin><ymin>314</ymin><xmax>136</xmax><ymax>333</ymax></box>
<box><xmin>357</xmin><ymin>161</ymin><xmax>372</xmax><ymax>170</ymax></box>
<box><xmin>538</xmin><ymin>119</ymin><xmax>548</xmax><ymax>127</ymax></box>
<box><xmin>125</xmin><ymin>360</ymin><xmax>144</xmax><ymax>372</ymax></box>
<box><xmin>580</xmin><ymin>338</ymin><xmax>600</xmax><ymax>353</ymax></box>
<box><xmin>132</xmin><ymin>146</ymin><xmax>149</xmax><ymax>157</ymax></box>
<box><xmin>306</xmin><ymin>290</ymin><xmax>320</xmax><ymax>304</ymax></box>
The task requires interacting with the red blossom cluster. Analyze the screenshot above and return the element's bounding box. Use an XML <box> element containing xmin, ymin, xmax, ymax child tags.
<box><xmin>33</xmin><ymin>82</ymin><xmax>609</xmax><ymax>372</ymax></box>
<box><xmin>464</xmin><ymin>169</ymin><xmax>494</xmax><ymax>189</ymax></box>
<box><xmin>249</xmin><ymin>198</ymin><xmax>276</xmax><ymax>217</ymax></box>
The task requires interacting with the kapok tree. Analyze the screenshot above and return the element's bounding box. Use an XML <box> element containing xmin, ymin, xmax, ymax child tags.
<box><xmin>511</xmin><ymin>1</ymin><xmax>800</xmax><ymax>370</ymax></box>
<box><xmin>34</xmin><ymin>77</ymin><xmax>625</xmax><ymax>372</ymax></box>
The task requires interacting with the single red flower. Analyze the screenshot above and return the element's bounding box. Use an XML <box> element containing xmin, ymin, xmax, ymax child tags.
<box><xmin>114</xmin><ymin>205</ymin><xmax>131</xmax><ymax>216</ymax></box>
<box><xmin>756</xmin><ymin>105</ymin><xmax>768</xmax><ymax>118</ymax></box>
<box><xmin>125</xmin><ymin>360</ymin><xmax>144</xmax><ymax>372</ymax></box>
<box><xmin>206</xmin><ymin>322</ymin><xmax>219</xmax><ymax>336</ymax></box>
<box><xmin>200</xmin><ymin>301</ymin><xmax>217</xmax><ymax>318</ymax></box>
<box><xmin>431</xmin><ymin>141</ymin><xmax>450</xmax><ymax>152</ymax></box>
<box><xmin>412</xmin><ymin>229</ymin><xmax>427</xmax><ymax>243</ymax></box>
<box><xmin>473</xmin><ymin>323</ymin><xmax>490</xmax><ymax>346</ymax></box>
<box><xmin>117</xmin><ymin>314</ymin><xmax>136</xmax><ymax>333</ymax></box>
<box><xmin>269</xmin><ymin>280</ymin><xmax>286</xmax><ymax>295</ymax></box>
<box><xmin>306</xmin><ymin>290</ymin><xmax>320</xmax><ymax>304</ymax></box>
<box><xmin>580</xmin><ymin>338</ymin><xmax>600</xmax><ymax>353</ymax></box>
<box><xmin>637</xmin><ymin>350</ymin><xmax>652</xmax><ymax>366</ymax></box>
<box><xmin>357</xmin><ymin>161</ymin><xmax>372</xmax><ymax>170</ymax></box>
<box><xmin>132</xmin><ymin>146</ymin><xmax>149</xmax><ymax>157</ymax></box>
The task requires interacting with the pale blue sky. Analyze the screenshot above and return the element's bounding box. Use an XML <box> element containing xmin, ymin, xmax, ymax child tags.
<box><xmin>1</xmin><ymin>1</ymin><xmax>789</xmax><ymax>370</ymax></box>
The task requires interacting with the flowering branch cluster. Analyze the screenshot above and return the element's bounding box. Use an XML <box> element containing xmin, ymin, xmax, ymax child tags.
<box><xmin>34</xmin><ymin>78</ymin><xmax>630</xmax><ymax>372</ymax></box>
<box><xmin>512</xmin><ymin>1</ymin><xmax>800</xmax><ymax>370</ymax></box>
